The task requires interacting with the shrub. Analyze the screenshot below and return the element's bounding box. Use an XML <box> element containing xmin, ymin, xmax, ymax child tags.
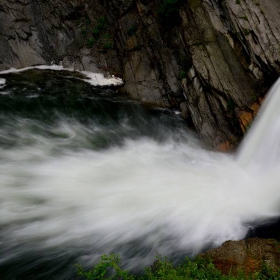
<box><xmin>76</xmin><ymin>253</ymin><xmax>134</xmax><ymax>280</ymax></box>
<box><xmin>77</xmin><ymin>253</ymin><xmax>280</xmax><ymax>280</ymax></box>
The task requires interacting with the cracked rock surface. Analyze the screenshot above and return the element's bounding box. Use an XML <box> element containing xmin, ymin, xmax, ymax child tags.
<box><xmin>0</xmin><ymin>0</ymin><xmax>280</xmax><ymax>147</ymax></box>
<box><xmin>200</xmin><ymin>238</ymin><xmax>280</xmax><ymax>275</ymax></box>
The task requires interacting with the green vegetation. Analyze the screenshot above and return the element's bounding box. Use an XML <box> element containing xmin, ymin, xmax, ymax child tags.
<box><xmin>236</xmin><ymin>0</ymin><xmax>241</xmax><ymax>4</ymax></box>
<box><xmin>92</xmin><ymin>17</ymin><xmax>107</xmax><ymax>38</ymax></box>
<box><xmin>101</xmin><ymin>34</ymin><xmax>113</xmax><ymax>51</ymax></box>
<box><xmin>241</xmin><ymin>16</ymin><xmax>249</xmax><ymax>21</ymax></box>
<box><xmin>127</xmin><ymin>24</ymin><xmax>138</xmax><ymax>37</ymax></box>
<box><xmin>179</xmin><ymin>70</ymin><xmax>187</xmax><ymax>80</ymax></box>
<box><xmin>78</xmin><ymin>16</ymin><xmax>114</xmax><ymax>52</ymax></box>
<box><xmin>158</xmin><ymin>0</ymin><xmax>185</xmax><ymax>27</ymax></box>
<box><xmin>77</xmin><ymin>253</ymin><xmax>280</xmax><ymax>280</ymax></box>
<box><xmin>86</xmin><ymin>38</ymin><xmax>95</xmax><ymax>48</ymax></box>
<box><xmin>243</xmin><ymin>28</ymin><xmax>251</xmax><ymax>36</ymax></box>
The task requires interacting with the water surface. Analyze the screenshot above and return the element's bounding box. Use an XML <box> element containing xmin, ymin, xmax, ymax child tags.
<box><xmin>0</xmin><ymin>70</ymin><xmax>279</xmax><ymax>279</ymax></box>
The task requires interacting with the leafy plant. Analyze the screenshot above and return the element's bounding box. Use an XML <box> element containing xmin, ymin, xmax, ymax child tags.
<box><xmin>77</xmin><ymin>253</ymin><xmax>280</xmax><ymax>280</ymax></box>
<box><xmin>179</xmin><ymin>70</ymin><xmax>187</xmax><ymax>80</ymax></box>
<box><xmin>76</xmin><ymin>253</ymin><xmax>134</xmax><ymax>280</ymax></box>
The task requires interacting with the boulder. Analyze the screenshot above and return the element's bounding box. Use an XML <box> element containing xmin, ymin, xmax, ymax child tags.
<box><xmin>200</xmin><ymin>238</ymin><xmax>280</xmax><ymax>275</ymax></box>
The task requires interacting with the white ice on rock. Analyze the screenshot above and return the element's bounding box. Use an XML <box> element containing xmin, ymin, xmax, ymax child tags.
<box><xmin>0</xmin><ymin>65</ymin><xmax>123</xmax><ymax>87</ymax></box>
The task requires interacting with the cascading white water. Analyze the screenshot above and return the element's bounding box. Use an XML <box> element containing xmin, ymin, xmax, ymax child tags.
<box><xmin>0</xmin><ymin>78</ymin><xmax>6</xmax><ymax>89</ymax></box>
<box><xmin>238</xmin><ymin>77</ymin><xmax>280</xmax><ymax>170</ymax></box>
<box><xmin>0</xmin><ymin>69</ymin><xmax>280</xmax><ymax>279</ymax></box>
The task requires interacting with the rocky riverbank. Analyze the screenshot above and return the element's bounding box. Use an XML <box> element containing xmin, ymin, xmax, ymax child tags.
<box><xmin>1</xmin><ymin>0</ymin><xmax>280</xmax><ymax>147</ymax></box>
<box><xmin>200</xmin><ymin>238</ymin><xmax>280</xmax><ymax>276</ymax></box>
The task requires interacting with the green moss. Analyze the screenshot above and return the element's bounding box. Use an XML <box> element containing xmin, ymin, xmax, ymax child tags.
<box><xmin>243</xmin><ymin>28</ymin><xmax>251</xmax><ymax>36</ymax></box>
<box><xmin>77</xmin><ymin>16</ymin><xmax>114</xmax><ymax>51</ymax></box>
<box><xmin>103</xmin><ymin>41</ymin><xmax>113</xmax><ymax>51</ymax></box>
<box><xmin>127</xmin><ymin>24</ymin><xmax>138</xmax><ymax>37</ymax></box>
<box><xmin>179</xmin><ymin>70</ymin><xmax>187</xmax><ymax>80</ymax></box>
<box><xmin>92</xmin><ymin>17</ymin><xmax>107</xmax><ymax>38</ymax></box>
<box><xmin>86</xmin><ymin>38</ymin><xmax>95</xmax><ymax>48</ymax></box>
<box><xmin>100</xmin><ymin>34</ymin><xmax>114</xmax><ymax>52</ymax></box>
<box><xmin>241</xmin><ymin>15</ymin><xmax>249</xmax><ymax>21</ymax></box>
<box><xmin>96</xmin><ymin>17</ymin><xmax>106</xmax><ymax>31</ymax></box>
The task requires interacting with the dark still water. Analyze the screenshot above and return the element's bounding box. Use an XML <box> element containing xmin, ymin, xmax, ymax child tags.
<box><xmin>0</xmin><ymin>69</ymin><xmax>280</xmax><ymax>279</ymax></box>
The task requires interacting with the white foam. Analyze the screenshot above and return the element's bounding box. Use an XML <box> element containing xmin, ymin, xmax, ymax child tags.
<box><xmin>0</xmin><ymin>65</ymin><xmax>64</xmax><ymax>74</ymax></box>
<box><xmin>237</xmin><ymin>77</ymin><xmax>280</xmax><ymax>171</ymax></box>
<box><xmin>81</xmin><ymin>71</ymin><xmax>123</xmax><ymax>86</ymax></box>
<box><xmin>26</xmin><ymin>94</ymin><xmax>40</xmax><ymax>99</ymax></box>
<box><xmin>0</xmin><ymin>78</ymin><xmax>6</xmax><ymax>88</ymax></box>
<box><xmin>1</xmin><ymin>122</ymin><xmax>280</xmax><ymax>268</ymax></box>
<box><xmin>1</xmin><ymin>72</ymin><xmax>280</xmax><ymax>273</ymax></box>
<box><xmin>0</xmin><ymin>91</ymin><xmax>10</xmax><ymax>95</ymax></box>
<box><xmin>0</xmin><ymin>65</ymin><xmax>123</xmax><ymax>87</ymax></box>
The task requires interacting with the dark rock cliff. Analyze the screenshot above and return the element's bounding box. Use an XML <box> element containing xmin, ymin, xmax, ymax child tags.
<box><xmin>1</xmin><ymin>0</ymin><xmax>280</xmax><ymax>147</ymax></box>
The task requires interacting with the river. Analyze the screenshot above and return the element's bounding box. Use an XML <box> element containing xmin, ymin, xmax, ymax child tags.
<box><xmin>0</xmin><ymin>69</ymin><xmax>279</xmax><ymax>279</ymax></box>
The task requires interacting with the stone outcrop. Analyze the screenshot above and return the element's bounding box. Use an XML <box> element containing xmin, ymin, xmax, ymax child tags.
<box><xmin>1</xmin><ymin>0</ymin><xmax>280</xmax><ymax>147</ymax></box>
<box><xmin>200</xmin><ymin>238</ymin><xmax>280</xmax><ymax>275</ymax></box>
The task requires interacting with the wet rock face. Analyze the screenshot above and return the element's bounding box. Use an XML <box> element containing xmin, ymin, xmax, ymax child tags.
<box><xmin>0</xmin><ymin>0</ymin><xmax>280</xmax><ymax>147</ymax></box>
<box><xmin>200</xmin><ymin>238</ymin><xmax>280</xmax><ymax>275</ymax></box>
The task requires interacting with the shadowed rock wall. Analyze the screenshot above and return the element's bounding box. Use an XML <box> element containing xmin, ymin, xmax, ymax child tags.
<box><xmin>1</xmin><ymin>0</ymin><xmax>280</xmax><ymax>147</ymax></box>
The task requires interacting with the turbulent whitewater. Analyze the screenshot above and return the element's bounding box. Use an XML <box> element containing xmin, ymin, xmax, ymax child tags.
<box><xmin>0</xmin><ymin>69</ymin><xmax>280</xmax><ymax>279</ymax></box>
<box><xmin>238</xmin><ymin>78</ymin><xmax>280</xmax><ymax>169</ymax></box>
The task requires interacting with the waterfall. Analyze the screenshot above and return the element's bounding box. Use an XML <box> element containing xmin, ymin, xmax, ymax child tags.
<box><xmin>237</xmin><ymin>77</ymin><xmax>280</xmax><ymax>170</ymax></box>
<box><xmin>0</xmin><ymin>69</ymin><xmax>280</xmax><ymax>279</ymax></box>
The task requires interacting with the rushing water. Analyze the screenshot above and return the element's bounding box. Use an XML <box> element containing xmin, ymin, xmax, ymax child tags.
<box><xmin>0</xmin><ymin>69</ymin><xmax>280</xmax><ymax>279</ymax></box>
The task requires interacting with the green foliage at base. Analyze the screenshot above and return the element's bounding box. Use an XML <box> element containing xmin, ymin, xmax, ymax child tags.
<box><xmin>77</xmin><ymin>254</ymin><xmax>133</xmax><ymax>280</ymax></box>
<box><xmin>77</xmin><ymin>253</ymin><xmax>280</xmax><ymax>280</ymax></box>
